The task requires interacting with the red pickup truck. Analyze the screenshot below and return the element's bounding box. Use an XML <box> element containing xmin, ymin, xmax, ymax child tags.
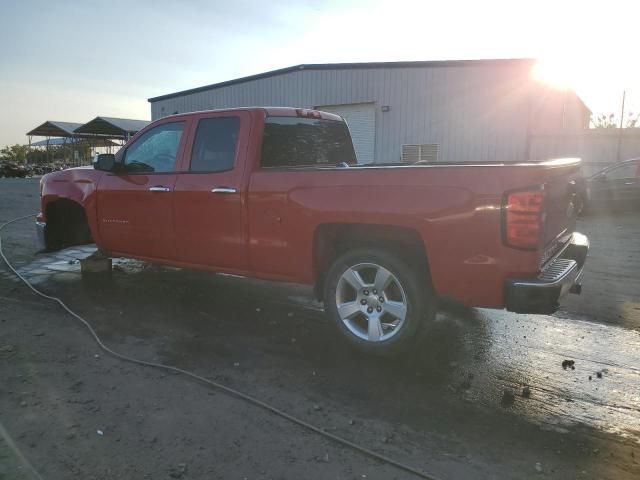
<box><xmin>38</xmin><ymin>107</ymin><xmax>588</xmax><ymax>355</ymax></box>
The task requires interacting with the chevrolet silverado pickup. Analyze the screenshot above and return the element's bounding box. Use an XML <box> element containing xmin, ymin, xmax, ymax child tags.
<box><xmin>37</xmin><ymin>107</ymin><xmax>589</xmax><ymax>355</ymax></box>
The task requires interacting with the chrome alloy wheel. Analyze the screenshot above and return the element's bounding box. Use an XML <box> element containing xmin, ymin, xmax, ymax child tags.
<box><xmin>335</xmin><ymin>262</ymin><xmax>408</xmax><ymax>342</ymax></box>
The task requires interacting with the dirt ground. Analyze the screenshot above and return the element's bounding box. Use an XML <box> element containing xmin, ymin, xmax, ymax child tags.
<box><xmin>1</xmin><ymin>177</ymin><xmax>639</xmax><ymax>480</ymax></box>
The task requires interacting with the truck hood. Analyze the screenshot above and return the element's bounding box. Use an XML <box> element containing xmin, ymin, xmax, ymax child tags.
<box><xmin>43</xmin><ymin>166</ymin><xmax>105</xmax><ymax>184</ymax></box>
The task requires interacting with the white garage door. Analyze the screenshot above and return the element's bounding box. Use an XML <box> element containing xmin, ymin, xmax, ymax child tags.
<box><xmin>316</xmin><ymin>103</ymin><xmax>376</xmax><ymax>164</ymax></box>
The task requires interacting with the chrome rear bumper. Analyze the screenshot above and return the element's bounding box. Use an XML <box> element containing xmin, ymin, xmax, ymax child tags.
<box><xmin>505</xmin><ymin>232</ymin><xmax>589</xmax><ymax>314</ymax></box>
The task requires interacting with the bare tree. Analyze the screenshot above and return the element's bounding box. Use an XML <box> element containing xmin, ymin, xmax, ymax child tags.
<box><xmin>591</xmin><ymin>112</ymin><xmax>640</xmax><ymax>128</ymax></box>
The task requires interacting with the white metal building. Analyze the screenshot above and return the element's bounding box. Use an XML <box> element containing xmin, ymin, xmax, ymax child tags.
<box><xmin>148</xmin><ymin>59</ymin><xmax>590</xmax><ymax>164</ymax></box>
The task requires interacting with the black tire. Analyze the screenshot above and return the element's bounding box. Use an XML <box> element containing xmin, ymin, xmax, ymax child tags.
<box><xmin>68</xmin><ymin>220</ymin><xmax>92</xmax><ymax>246</ymax></box>
<box><xmin>323</xmin><ymin>248</ymin><xmax>435</xmax><ymax>356</ymax></box>
<box><xmin>44</xmin><ymin>205</ymin><xmax>91</xmax><ymax>251</ymax></box>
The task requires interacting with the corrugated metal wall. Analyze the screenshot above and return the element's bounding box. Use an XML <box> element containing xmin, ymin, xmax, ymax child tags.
<box><xmin>530</xmin><ymin>130</ymin><xmax>640</xmax><ymax>176</ymax></box>
<box><xmin>149</xmin><ymin>64</ymin><xmax>557</xmax><ymax>163</ymax></box>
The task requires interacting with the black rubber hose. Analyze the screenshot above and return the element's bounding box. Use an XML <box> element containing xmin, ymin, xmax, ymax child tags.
<box><xmin>0</xmin><ymin>214</ymin><xmax>442</xmax><ymax>480</ymax></box>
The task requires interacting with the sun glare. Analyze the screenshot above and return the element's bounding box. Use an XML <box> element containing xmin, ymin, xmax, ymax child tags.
<box><xmin>532</xmin><ymin>59</ymin><xmax>577</xmax><ymax>91</ymax></box>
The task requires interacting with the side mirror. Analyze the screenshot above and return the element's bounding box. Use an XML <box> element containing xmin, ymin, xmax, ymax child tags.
<box><xmin>93</xmin><ymin>153</ymin><xmax>116</xmax><ymax>172</ymax></box>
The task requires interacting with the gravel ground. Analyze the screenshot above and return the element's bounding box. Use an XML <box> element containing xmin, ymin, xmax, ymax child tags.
<box><xmin>1</xmin><ymin>177</ymin><xmax>639</xmax><ymax>480</ymax></box>
<box><xmin>562</xmin><ymin>211</ymin><xmax>640</xmax><ymax>329</ymax></box>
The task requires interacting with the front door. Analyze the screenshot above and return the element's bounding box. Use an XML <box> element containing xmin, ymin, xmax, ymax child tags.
<box><xmin>173</xmin><ymin>111</ymin><xmax>250</xmax><ymax>271</ymax></box>
<box><xmin>97</xmin><ymin>120</ymin><xmax>188</xmax><ymax>259</ymax></box>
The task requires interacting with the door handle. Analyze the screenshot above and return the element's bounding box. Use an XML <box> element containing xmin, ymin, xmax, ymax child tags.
<box><xmin>624</xmin><ymin>181</ymin><xmax>636</xmax><ymax>185</ymax></box>
<box><xmin>211</xmin><ymin>187</ymin><xmax>237</xmax><ymax>194</ymax></box>
<box><xmin>149</xmin><ymin>186</ymin><xmax>171</xmax><ymax>192</ymax></box>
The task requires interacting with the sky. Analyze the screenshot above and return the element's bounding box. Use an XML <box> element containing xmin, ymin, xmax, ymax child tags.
<box><xmin>1</xmin><ymin>0</ymin><xmax>639</xmax><ymax>147</ymax></box>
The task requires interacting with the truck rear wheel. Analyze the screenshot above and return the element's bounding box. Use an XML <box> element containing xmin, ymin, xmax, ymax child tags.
<box><xmin>324</xmin><ymin>248</ymin><xmax>435</xmax><ymax>356</ymax></box>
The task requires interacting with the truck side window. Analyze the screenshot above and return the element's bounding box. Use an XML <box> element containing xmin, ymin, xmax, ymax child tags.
<box><xmin>605</xmin><ymin>162</ymin><xmax>638</xmax><ymax>180</ymax></box>
<box><xmin>124</xmin><ymin>122</ymin><xmax>184</xmax><ymax>173</ymax></box>
<box><xmin>190</xmin><ymin>117</ymin><xmax>240</xmax><ymax>172</ymax></box>
<box><xmin>261</xmin><ymin>117</ymin><xmax>357</xmax><ymax>168</ymax></box>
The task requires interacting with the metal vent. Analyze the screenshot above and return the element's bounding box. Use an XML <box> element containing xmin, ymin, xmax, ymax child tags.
<box><xmin>401</xmin><ymin>144</ymin><xmax>439</xmax><ymax>163</ymax></box>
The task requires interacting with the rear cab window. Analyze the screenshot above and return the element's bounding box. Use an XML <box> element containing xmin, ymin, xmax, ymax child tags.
<box><xmin>261</xmin><ymin>116</ymin><xmax>357</xmax><ymax>168</ymax></box>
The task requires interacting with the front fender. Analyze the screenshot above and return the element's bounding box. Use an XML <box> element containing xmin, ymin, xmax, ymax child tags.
<box><xmin>41</xmin><ymin>168</ymin><xmax>105</xmax><ymax>245</ymax></box>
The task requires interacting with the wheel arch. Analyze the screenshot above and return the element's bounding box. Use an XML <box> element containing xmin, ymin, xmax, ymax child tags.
<box><xmin>43</xmin><ymin>197</ymin><xmax>93</xmax><ymax>250</ymax></box>
<box><xmin>312</xmin><ymin>223</ymin><xmax>431</xmax><ymax>300</ymax></box>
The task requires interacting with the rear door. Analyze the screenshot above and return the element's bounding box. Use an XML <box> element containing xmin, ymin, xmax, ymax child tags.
<box><xmin>97</xmin><ymin>120</ymin><xmax>188</xmax><ymax>259</ymax></box>
<box><xmin>172</xmin><ymin>111</ymin><xmax>250</xmax><ymax>270</ymax></box>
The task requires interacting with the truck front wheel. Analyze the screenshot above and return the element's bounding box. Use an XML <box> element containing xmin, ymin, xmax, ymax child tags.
<box><xmin>323</xmin><ymin>248</ymin><xmax>435</xmax><ymax>356</ymax></box>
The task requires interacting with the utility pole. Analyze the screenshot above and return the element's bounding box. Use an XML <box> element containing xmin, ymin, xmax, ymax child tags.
<box><xmin>619</xmin><ymin>90</ymin><xmax>626</xmax><ymax>128</ymax></box>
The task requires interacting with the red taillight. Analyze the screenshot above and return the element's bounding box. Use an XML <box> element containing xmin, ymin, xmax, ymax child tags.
<box><xmin>503</xmin><ymin>189</ymin><xmax>545</xmax><ymax>249</ymax></box>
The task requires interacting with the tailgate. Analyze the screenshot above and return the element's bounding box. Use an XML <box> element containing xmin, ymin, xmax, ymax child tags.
<box><xmin>540</xmin><ymin>159</ymin><xmax>582</xmax><ymax>263</ymax></box>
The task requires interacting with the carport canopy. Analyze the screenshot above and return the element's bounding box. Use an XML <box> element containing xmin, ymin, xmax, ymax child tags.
<box><xmin>27</xmin><ymin>121</ymin><xmax>84</xmax><ymax>138</ymax></box>
<box><xmin>29</xmin><ymin>137</ymin><xmax>118</xmax><ymax>147</ymax></box>
<box><xmin>74</xmin><ymin>117</ymin><xmax>149</xmax><ymax>139</ymax></box>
